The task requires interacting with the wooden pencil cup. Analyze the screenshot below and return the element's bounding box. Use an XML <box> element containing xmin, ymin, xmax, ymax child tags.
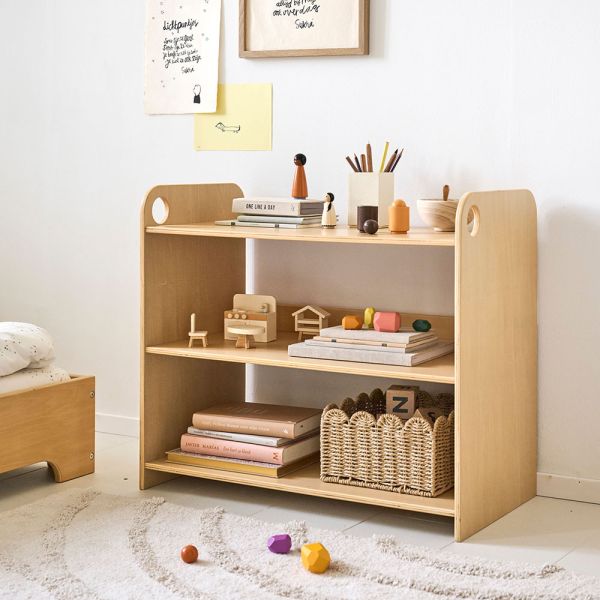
<box><xmin>348</xmin><ymin>173</ymin><xmax>394</xmax><ymax>227</ymax></box>
<box><xmin>389</xmin><ymin>200</ymin><xmax>410</xmax><ymax>233</ymax></box>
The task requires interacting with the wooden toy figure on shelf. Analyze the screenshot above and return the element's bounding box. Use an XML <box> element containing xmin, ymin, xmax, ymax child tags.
<box><xmin>292</xmin><ymin>153</ymin><xmax>308</xmax><ymax>199</ymax></box>
<box><xmin>321</xmin><ymin>193</ymin><xmax>336</xmax><ymax>228</ymax></box>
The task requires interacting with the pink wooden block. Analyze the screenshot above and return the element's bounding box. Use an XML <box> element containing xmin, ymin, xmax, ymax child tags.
<box><xmin>373</xmin><ymin>311</ymin><xmax>401</xmax><ymax>332</ymax></box>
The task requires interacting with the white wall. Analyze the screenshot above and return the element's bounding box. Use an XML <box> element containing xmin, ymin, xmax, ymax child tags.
<box><xmin>1</xmin><ymin>1</ymin><xmax>599</xmax><ymax>485</ymax></box>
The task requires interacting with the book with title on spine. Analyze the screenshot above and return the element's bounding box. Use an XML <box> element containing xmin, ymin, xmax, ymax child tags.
<box><xmin>180</xmin><ymin>432</ymin><xmax>319</xmax><ymax>465</ymax></box>
<box><xmin>231</xmin><ymin>197</ymin><xmax>324</xmax><ymax>216</ymax></box>
<box><xmin>192</xmin><ymin>402</ymin><xmax>321</xmax><ymax>439</ymax></box>
<box><xmin>165</xmin><ymin>448</ymin><xmax>319</xmax><ymax>478</ymax></box>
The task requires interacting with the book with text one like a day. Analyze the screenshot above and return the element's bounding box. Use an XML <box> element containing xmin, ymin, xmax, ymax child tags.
<box><xmin>231</xmin><ymin>197</ymin><xmax>324</xmax><ymax>216</ymax></box>
<box><xmin>165</xmin><ymin>448</ymin><xmax>319</xmax><ymax>478</ymax></box>
<box><xmin>191</xmin><ymin>402</ymin><xmax>321</xmax><ymax>439</ymax></box>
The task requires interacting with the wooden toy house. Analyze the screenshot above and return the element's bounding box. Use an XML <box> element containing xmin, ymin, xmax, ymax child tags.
<box><xmin>292</xmin><ymin>305</ymin><xmax>330</xmax><ymax>340</ymax></box>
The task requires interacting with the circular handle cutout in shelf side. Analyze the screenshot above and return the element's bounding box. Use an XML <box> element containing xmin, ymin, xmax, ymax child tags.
<box><xmin>468</xmin><ymin>205</ymin><xmax>480</xmax><ymax>237</ymax></box>
<box><xmin>151</xmin><ymin>197</ymin><xmax>169</xmax><ymax>225</ymax></box>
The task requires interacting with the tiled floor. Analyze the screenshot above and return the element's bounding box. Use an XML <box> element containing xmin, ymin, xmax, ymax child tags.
<box><xmin>1</xmin><ymin>432</ymin><xmax>599</xmax><ymax>577</ymax></box>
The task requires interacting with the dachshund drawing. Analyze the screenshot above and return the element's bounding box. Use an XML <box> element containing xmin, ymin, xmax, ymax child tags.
<box><xmin>215</xmin><ymin>122</ymin><xmax>241</xmax><ymax>133</ymax></box>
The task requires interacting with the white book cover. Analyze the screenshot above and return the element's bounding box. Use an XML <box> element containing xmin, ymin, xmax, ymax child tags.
<box><xmin>288</xmin><ymin>341</ymin><xmax>454</xmax><ymax>367</ymax></box>
<box><xmin>232</xmin><ymin>197</ymin><xmax>324</xmax><ymax>216</ymax></box>
<box><xmin>186</xmin><ymin>427</ymin><xmax>318</xmax><ymax>447</ymax></box>
<box><xmin>304</xmin><ymin>339</ymin><xmax>439</xmax><ymax>354</ymax></box>
<box><xmin>233</xmin><ymin>221</ymin><xmax>321</xmax><ymax>229</ymax></box>
<box><xmin>318</xmin><ymin>325</ymin><xmax>435</xmax><ymax>344</ymax></box>
<box><xmin>237</xmin><ymin>215</ymin><xmax>321</xmax><ymax>224</ymax></box>
<box><xmin>312</xmin><ymin>335</ymin><xmax>438</xmax><ymax>350</ymax></box>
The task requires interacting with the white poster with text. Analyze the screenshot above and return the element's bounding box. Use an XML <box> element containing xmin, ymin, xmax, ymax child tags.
<box><xmin>145</xmin><ymin>0</ymin><xmax>221</xmax><ymax>114</ymax></box>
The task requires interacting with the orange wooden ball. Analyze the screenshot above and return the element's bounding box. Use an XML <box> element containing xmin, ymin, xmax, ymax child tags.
<box><xmin>180</xmin><ymin>545</ymin><xmax>199</xmax><ymax>564</ymax></box>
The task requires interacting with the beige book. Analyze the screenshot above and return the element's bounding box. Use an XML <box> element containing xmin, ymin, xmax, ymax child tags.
<box><xmin>192</xmin><ymin>402</ymin><xmax>321</xmax><ymax>439</ymax></box>
<box><xmin>166</xmin><ymin>449</ymin><xmax>319</xmax><ymax>478</ymax></box>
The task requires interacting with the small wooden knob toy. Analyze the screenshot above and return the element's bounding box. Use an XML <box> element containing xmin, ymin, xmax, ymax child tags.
<box><xmin>389</xmin><ymin>199</ymin><xmax>410</xmax><ymax>233</ymax></box>
<box><xmin>301</xmin><ymin>542</ymin><xmax>330</xmax><ymax>574</ymax></box>
<box><xmin>413</xmin><ymin>319</ymin><xmax>432</xmax><ymax>332</ymax></box>
<box><xmin>363</xmin><ymin>219</ymin><xmax>379</xmax><ymax>235</ymax></box>
<box><xmin>292</xmin><ymin>153</ymin><xmax>308</xmax><ymax>199</ymax></box>
<box><xmin>374</xmin><ymin>311</ymin><xmax>401</xmax><ymax>332</ymax></box>
<box><xmin>342</xmin><ymin>315</ymin><xmax>363</xmax><ymax>330</ymax></box>
<box><xmin>363</xmin><ymin>307</ymin><xmax>376</xmax><ymax>329</ymax></box>
<box><xmin>267</xmin><ymin>533</ymin><xmax>292</xmax><ymax>554</ymax></box>
<box><xmin>180</xmin><ymin>545</ymin><xmax>199</xmax><ymax>564</ymax></box>
<box><xmin>443</xmin><ymin>184</ymin><xmax>450</xmax><ymax>202</ymax></box>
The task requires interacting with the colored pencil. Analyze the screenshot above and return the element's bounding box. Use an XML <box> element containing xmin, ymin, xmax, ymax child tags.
<box><xmin>366</xmin><ymin>144</ymin><xmax>373</xmax><ymax>172</ymax></box>
<box><xmin>390</xmin><ymin>148</ymin><xmax>404</xmax><ymax>172</ymax></box>
<box><xmin>360</xmin><ymin>154</ymin><xmax>367</xmax><ymax>172</ymax></box>
<box><xmin>346</xmin><ymin>155</ymin><xmax>359</xmax><ymax>172</ymax></box>
<box><xmin>354</xmin><ymin>154</ymin><xmax>362</xmax><ymax>172</ymax></box>
<box><xmin>379</xmin><ymin>141</ymin><xmax>389</xmax><ymax>172</ymax></box>
<box><xmin>384</xmin><ymin>149</ymin><xmax>398</xmax><ymax>173</ymax></box>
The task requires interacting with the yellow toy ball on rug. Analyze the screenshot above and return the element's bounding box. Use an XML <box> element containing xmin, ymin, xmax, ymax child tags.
<box><xmin>301</xmin><ymin>542</ymin><xmax>330</xmax><ymax>574</ymax></box>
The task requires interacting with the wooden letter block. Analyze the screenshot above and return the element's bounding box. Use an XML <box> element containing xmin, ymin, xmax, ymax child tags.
<box><xmin>386</xmin><ymin>385</ymin><xmax>418</xmax><ymax>419</ymax></box>
<box><xmin>342</xmin><ymin>315</ymin><xmax>363</xmax><ymax>330</ymax></box>
<box><xmin>373</xmin><ymin>311</ymin><xmax>401</xmax><ymax>332</ymax></box>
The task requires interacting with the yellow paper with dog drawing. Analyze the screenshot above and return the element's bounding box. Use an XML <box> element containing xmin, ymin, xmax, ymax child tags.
<box><xmin>194</xmin><ymin>84</ymin><xmax>272</xmax><ymax>151</ymax></box>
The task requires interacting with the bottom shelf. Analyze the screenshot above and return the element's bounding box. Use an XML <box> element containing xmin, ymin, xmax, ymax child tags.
<box><xmin>144</xmin><ymin>459</ymin><xmax>455</xmax><ymax>518</ymax></box>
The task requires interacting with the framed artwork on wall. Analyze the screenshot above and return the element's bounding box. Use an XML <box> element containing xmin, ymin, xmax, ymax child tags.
<box><xmin>239</xmin><ymin>0</ymin><xmax>370</xmax><ymax>58</ymax></box>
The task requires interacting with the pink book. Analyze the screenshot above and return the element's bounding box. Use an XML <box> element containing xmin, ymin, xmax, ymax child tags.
<box><xmin>180</xmin><ymin>433</ymin><xmax>319</xmax><ymax>466</ymax></box>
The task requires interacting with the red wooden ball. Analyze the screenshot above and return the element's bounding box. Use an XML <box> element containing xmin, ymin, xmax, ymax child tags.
<box><xmin>180</xmin><ymin>545</ymin><xmax>199</xmax><ymax>564</ymax></box>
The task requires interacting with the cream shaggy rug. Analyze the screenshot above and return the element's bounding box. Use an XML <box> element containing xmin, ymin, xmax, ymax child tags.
<box><xmin>0</xmin><ymin>489</ymin><xmax>598</xmax><ymax>600</ymax></box>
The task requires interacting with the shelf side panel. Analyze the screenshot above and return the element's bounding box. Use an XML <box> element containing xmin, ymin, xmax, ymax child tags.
<box><xmin>140</xmin><ymin>183</ymin><xmax>246</xmax><ymax>489</ymax></box>
<box><xmin>455</xmin><ymin>189</ymin><xmax>537</xmax><ymax>541</ymax></box>
<box><xmin>141</xmin><ymin>355</ymin><xmax>245</xmax><ymax>488</ymax></box>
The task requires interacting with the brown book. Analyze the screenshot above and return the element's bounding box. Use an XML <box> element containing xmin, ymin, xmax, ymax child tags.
<box><xmin>166</xmin><ymin>448</ymin><xmax>319</xmax><ymax>478</ymax></box>
<box><xmin>192</xmin><ymin>402</ymin><xmax>321</xmax><ymax>439</ymax></box>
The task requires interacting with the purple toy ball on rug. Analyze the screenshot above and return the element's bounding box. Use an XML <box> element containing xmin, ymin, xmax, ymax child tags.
<box><xmin>267</xmin><ymin>534</ymin><xmax>292</xmax><ymax>554</ymax></box>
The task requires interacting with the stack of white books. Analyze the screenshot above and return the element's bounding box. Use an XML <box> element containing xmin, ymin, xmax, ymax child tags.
<box><xmin>288</xmin><ymin>326</ymin><xmax>454</xmax><ymax>367</ymax></box>
<box><xmin>215</xmin><ymin>197</ymin><xmax>325</xmax><ymax>229</ymax></box>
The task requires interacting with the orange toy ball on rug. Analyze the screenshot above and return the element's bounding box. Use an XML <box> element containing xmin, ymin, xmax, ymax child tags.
<box><xmin>180</xmin><ymin>545</ymin><xmax>199</xmax><ymax>564</ymax></box>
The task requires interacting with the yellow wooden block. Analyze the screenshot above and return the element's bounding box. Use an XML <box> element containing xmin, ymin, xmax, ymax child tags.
<box><xmin>342</xmin><ymin>315</ymin><xmax>363</xmax><ymax>330</ymax></box>
<box><xmin>301</xmin><ymin>542</ymin><xmax>331</xmax><ymax>574</ymax></box>
<box><xmin>363</xmin><ymin>307</ymin><xmax>376</xmax><ymax>328</ymax></box>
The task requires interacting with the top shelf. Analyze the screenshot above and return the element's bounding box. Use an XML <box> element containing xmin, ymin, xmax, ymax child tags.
<box><xmin>145</xmin><ymin>223</ymin><xmax>455</xmax><ymax>247</ymax></box>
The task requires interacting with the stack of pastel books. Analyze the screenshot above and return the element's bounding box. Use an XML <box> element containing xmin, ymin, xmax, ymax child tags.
<box><xmin>166</xmin><ymin>402</ymin><xmax>321</xmax><ymax>478</ymax></box>
<box><xmin>215</xmin><ymin>197</ymin><xmax>325</xmax><ymax>229</ymax></box>
<box><xmin>288</xmin><ymin>325</ymin><xmax>454</xmax><ymax>367</ymax></box>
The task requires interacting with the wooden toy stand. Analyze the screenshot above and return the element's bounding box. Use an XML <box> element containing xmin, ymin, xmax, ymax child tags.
<box><xmin>140</xmin><ymin>184</ymin><xmax>537</xmax><ymax>542</ymax></box>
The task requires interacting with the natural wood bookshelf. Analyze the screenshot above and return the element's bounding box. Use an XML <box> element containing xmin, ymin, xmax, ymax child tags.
<box><xmin>140</xmin><ymin>183</ymin><xmax>537</xmax><ymax>541</ymax></box>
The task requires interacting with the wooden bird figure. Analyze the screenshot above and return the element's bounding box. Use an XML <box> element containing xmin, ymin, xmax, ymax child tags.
<box><xmin>292</xmin><ymin>153</ymin><xmax>308</xmax><ymax>199</ymax></box>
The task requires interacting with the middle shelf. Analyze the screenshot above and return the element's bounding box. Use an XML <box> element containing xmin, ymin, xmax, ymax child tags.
<box><xmin>146</xmin><ymin>332</ymin><xmax>455</xmax><ymax>384</ymax></box>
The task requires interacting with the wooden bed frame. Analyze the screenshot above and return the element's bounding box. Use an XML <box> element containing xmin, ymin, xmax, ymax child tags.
<box><xmin>0</xmin><ymin>375</ymin><xmax>95</xmax><ymax>482</ymax></box>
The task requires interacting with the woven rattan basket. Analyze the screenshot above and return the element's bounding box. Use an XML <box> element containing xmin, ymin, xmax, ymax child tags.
<box><xmin>320</xmin><ymin>389</ymin><xmax>454</xmax><ymax>497</ymax></box>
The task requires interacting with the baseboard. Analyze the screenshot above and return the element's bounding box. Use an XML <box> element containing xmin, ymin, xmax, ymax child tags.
<box><xmin>538</xmin><ymin>472</ymin><xmax>600</xmax><ymax>505</ymax></box>
<box><xmin>95</xmin><ymin>412</ymin><xmax>139</xmax><ymax>438</ymax></box>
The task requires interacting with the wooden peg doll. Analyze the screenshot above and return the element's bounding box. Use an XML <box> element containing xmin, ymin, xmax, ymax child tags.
<box><xmin>292</xmin><ymin>153</ymin><xmax>308</xmax><ymax>199</ymax></box>
<box><xmin>321</xmin><ymin>193</ymin><xmax>336</xmax><ymax>228</ymax></box>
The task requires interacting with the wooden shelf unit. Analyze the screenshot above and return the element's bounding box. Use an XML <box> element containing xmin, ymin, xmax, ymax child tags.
<box><xmin>140</xmin><ymin>184</ymin><xmax>537</xmax><ymax>542</ymax></box>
